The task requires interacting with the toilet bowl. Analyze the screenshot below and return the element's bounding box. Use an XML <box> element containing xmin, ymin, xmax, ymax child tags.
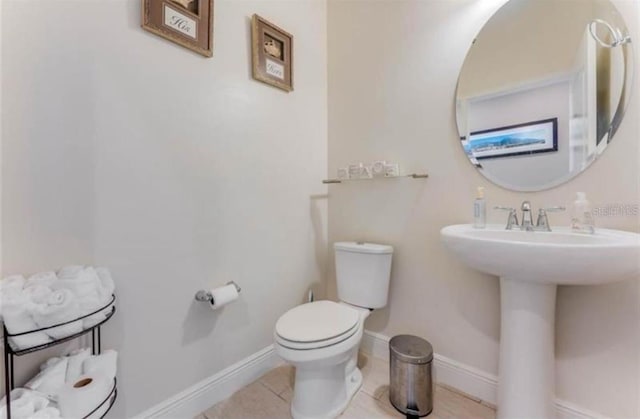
<box><xmin>274</xmin><ymin>300</ymin><xmax>370</xmax><ymax>419</ymax></box>
<box><xmin>274</xmin><ymin>242</ymin><xmax>393</xmax><ymax>419</ymax></box>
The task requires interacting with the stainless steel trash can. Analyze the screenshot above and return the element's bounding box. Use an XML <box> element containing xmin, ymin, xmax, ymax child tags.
<box><xmin>389</xmin><ymin>335</ymin><xmax>434</xmax><ymax>417</ymax></box>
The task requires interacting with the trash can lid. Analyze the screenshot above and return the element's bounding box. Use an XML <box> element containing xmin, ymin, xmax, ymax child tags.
<box><xmin>389</xmin><ymin>335</ymin><xmax>433</xmax><ymax>364</ymax></box>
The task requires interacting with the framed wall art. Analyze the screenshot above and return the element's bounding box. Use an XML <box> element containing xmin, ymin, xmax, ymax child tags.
<box><xmin>463</xmin><ymin>118</ymin><xmax>558</xmax><ymax>160</ymax></box>
<box><xmin>251</xmin><ymin>14</ymin><xmax>293</xmax><ymax>92</ymax></box>
<box><xmin>142</xmin><ymin>0</ymin><xmax>214</xmax><ymax>57</ymax></box>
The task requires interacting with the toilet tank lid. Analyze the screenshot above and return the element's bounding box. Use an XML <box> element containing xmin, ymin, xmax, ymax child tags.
<box><xmin>334</xmin><ymin>242</ymin><xmax>393</xmax><ymax>254</ymax></box>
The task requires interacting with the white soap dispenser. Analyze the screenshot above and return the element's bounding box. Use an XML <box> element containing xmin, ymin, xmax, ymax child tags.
<box><xmin>571</xmin><ymin>192</ymin><xmax>595</xmax><ymax>234</ymax></box>
<box><xmin>473</xmin><ymin>187</ymin><xmax>486</xmax><ymax>229</ymax></box>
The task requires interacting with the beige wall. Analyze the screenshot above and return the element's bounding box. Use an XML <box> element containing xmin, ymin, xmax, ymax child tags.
<box><xmin>1</xmin><ymin>0</ymin><xmax>327</xmax><ymax>416</ymax></box>
<box><xmin>327</xmin><ymin>0</ymin><xmax>639</xmax><ymax>416</ymax></box>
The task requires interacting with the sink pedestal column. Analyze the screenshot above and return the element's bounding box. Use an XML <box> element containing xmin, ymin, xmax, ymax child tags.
<box><xmin>498</xmin><ymin>277</ymin><xmax>556</xmax><ymax>419</ymax></box>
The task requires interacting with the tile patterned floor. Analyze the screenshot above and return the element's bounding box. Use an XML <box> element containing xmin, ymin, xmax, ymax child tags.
<box><xmin>199</xmin><ymin>353</ymin><xmax>496</xmax><ymax>419</ymax></box>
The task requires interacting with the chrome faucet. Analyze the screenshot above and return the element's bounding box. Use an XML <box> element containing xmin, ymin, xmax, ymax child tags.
<box><xmin>495</xmin><ymin>201</ymin><xmax>565</xmax><ymax>231</ymax></box>
<box><xmin>520</xmin><ymin>201</ymin><xmax>534</xmax><ymax>231</ymax></box>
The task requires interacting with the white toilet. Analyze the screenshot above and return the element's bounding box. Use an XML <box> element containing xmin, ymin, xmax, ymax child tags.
<box><xmin>274</xmin><ymin>242</ymin><xmax>393</xmax><ymax>419</ymax></box>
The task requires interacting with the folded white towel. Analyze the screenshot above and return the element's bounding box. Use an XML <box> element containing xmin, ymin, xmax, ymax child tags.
<box><xmin>65</xmin><ymin>348</ymin><xmax>91</xmax><ymax>384</ymax></box>
<box><xmin>31</xmin><ymin>290</ymin><xmax>82</xmax><ymax>339</ymax></box>
<box><xmin>1</xmin><ymin>290</ymin><xmax>51</xmax><ymax>350</ymax></box>
<box><xmin>30</xmin><ymin>407</ymin><xmax>61</xmax><ymax>419</ymax></box>
<box><xmin>0</xmin><ymin>275</ymin><xmax>26</xmax><ymax>291</ymax></box>
<box><xmin>22</xmin><ymin>285</ymin><xmax>52</xmax><ymax>305</ymax></box>
<box><xmin>24</xmin><ymin>272</ymin><xmax>57</xmax><ymax>289</ymax></box>
<box><xmin>83</xmin><ymin>350</ymin><xmax>118</xmax><ymax>381</ymax></box>
<box><xmin>24</xmin><ymin>358</ymin><xmax>68</xmax><ymax>399</ymax></box>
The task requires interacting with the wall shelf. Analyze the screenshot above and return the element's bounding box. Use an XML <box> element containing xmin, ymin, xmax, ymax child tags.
<box><xmin>322</xmin><ymin>173</ymin><xmax>429</xmax><ymax>184</ymax></box>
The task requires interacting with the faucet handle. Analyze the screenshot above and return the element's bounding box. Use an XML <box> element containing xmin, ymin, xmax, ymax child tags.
<box><xmin>536</xmin><ymin>206</ymin><xmax>566</xmax><ymax>231</ymax></box>
<box><xmin>494</xmin><ymin>206</ymin><xmax>519</xmax><ymax>230</ymax></box>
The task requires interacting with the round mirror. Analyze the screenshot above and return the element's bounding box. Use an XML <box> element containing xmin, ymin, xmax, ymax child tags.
<box><xmin>456</xmin><ymin>0</ymin><xmax>633</xmax><ymax>191</ymax></box>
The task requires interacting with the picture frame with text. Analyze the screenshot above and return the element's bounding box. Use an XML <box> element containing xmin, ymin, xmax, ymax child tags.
<box><xmin>251</xmin><ymin>14</ymin><xmax>293</xmax><ymax>92</ymax></box>
<box><xmin>142</xmin><ymin>0</ymin><xmax>214</xmax><ymax>57</ymax></box>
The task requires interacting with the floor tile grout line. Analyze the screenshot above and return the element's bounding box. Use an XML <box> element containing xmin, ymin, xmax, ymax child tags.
<box><xmin>258</xmin><ymin>379</ymin><xmax>286</xmax><ymax>400</ymax></box>
<box><xmin>277</xmin><ymin>382</ymin><xmax>292</xmax><ymax>398</ymax></box>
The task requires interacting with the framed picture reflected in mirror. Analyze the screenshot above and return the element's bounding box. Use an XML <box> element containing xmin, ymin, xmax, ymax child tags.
<box><xmin>464</xmin><ymin>118</ymin><xmax>558</xmax><ymax>160</ymax></box>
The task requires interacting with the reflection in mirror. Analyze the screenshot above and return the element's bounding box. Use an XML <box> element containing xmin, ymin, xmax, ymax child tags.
<box><xmin>456</xmin><ymin>0</ymin><xmax>633</xmax><ymax>191</ymax></box>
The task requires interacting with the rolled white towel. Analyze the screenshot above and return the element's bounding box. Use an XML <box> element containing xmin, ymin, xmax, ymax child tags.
<box><xmin>80</xmin><ymin>267</ymin><xmax>102</xmax><ymax>296</ymax></box>
<box><xmin>31</xmin><ymin>396</ymin><xmax>49</xmax><ymax>413</ymax></box>
<box><xmin>1</xmin><ymin>290</ymin><xmax>51</xmax><ymax>350</ymax></box>
<box><xmin>83</xmin><ymin>350</ymin><xmax>118</xmax><ymax>381</ymax></box>
<box><xmin>80</xmin><ymin>267</ymin><xmax>116</xmax><ymax>328</ymax></box>
<box><xmin>0</xmin><ymin>275</ymin><xmax>26</xmax><ymax>291</ymax></box>
<box><xmin>1</xmin><ymin>286</ymin><xmax>25</xmax><ymax>305</ymax></box>
<box><xmin>64</xmin><ymin>267</ymin><xmax>108</xmax><ymax>327</ymax></box>
<box><xmin>24</xmin><ymin>358</ymin><xmax>68</xmax><ymax>399</ymax></box>
<box><xmin>53</xmin><ymin>267</ymin><xmax>102</xmax><ymax>311</ymax></box>
<box><xmin>83</xmin><ymin>305</ymin><xmax>115</xmax><ymax>330</ymax></box>
<box><xmin>95</xmin><ymin>267</ymin><xmax>115</xmax><ymax>300</ymax></box>
<box><xmin>82</xmin><ymin>305</ymin><xmax>108</xmax><ymax>329</ymax></box>
<box><xmin>23</xmin><ymin>285</ymin><xmax>52</xmax><ymax>305</ymax></box>
<box><xmin>0</xmin><ymin>388</ymin><xmax>29</xmax><ymax>406</ymax></box>
<box><xmin>65</xmin><ymin>348</ymin><xmax>91</xmax><ymax>384</ymax></box>
<box><xmin>39</xmin><ymin>357</ymin><xmax>64</xmax><ymax>372</ymax></box>
<box><xmin>30</xmin><ymin>407</ymin><xmax>61</xmax><ymax>419</ymax></box>
<box><xmin>0</xmin><ymin>388</ymin><xmax>48</xmax><ymax>419</ymax></box>
<box><xmin>31</xmin><ymin>290</ymin><xmax>82</xmax><ymax>339</ymax></box>
<box><xmin>0</xmin><ymin>400</ymin><xmax>33</xmax><ymax>419</ymax></box>
<box><xmin>56</xmin><ymin>265</ymin><xmax>84</xmax><ymax>280</ymax></box>
<box><xmin>24</xmin><ymin>272</ymin><xmax>57</xmax><ymax>289</ymax></box>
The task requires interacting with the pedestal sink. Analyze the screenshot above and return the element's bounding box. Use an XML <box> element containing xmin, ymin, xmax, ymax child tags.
<box><xmin>440</xmin><ymin>224</ymin><xmax>640</xmax><ymax>419</ymax></box>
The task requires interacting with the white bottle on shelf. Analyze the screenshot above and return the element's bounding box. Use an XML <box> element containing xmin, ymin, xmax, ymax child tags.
<box><xmin>570</xmin><ymin>192</ymin><xmax>595</xmax><ymax>234</ymax></box>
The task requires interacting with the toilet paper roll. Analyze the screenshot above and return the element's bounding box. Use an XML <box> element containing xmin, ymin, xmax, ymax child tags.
<box><xmin>83</xmin><ymin>350</ymin><xmax>118</xmax><ymax>381</ymax></box>
<box><xmin>57</xmin><ymin>374</ymin><xmax>112</xmax><ymax>419</ymax></box>
<box><xmin>208</xmin><ymin>283</ymin><xmax>239</xmax><ymax>310</ymax></box>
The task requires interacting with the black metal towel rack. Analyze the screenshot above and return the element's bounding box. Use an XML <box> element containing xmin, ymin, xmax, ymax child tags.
<box><xmin>3</xmin><ymin>294</ymin><xmax>117</xmax><ymax>419</ymax></box>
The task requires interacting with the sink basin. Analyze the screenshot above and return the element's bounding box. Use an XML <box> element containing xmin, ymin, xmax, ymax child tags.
<box><xmin>441</xmin><ymin>224</ymin><xmax>640</xmax><ymax>285</ymax></box>
<box><xmin>440</xmin><ymin>224</ymin><xmax>640</xmax><ymax>419</ymax></box>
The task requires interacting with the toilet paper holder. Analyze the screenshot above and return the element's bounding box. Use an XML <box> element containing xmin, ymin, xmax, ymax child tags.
<box><xmin>195</xmin><ymin>281</ymin><xmax>241</xmax><ymax>303</ymax></box>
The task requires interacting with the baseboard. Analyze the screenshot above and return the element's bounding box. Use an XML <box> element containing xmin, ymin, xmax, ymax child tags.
<box><xmin>134</xmin><ymin>332</ymin><xmax>608</xmax><ymax>419</ymax></box>
<box><xmin>133</xmin><ymin>345</ymin><xmax>281</xmax><ymax>419</ymax></box>
<box><xmin>361</xmin><ymin>330</ymin><xmax>608</xmax><ymax>419</ymax></box>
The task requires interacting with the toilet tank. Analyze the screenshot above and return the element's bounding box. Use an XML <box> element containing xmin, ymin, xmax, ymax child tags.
<box><xmin>334</xmin><ymin>242</ymin><xmax>393</xmax><ymax>309</ymax></box>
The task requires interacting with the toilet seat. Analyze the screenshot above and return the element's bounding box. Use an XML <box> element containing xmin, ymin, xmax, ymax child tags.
<box><xmin>275</xmin><ymin>301</ymin><xmax>360</xmax><ymax>350</ymax></box>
